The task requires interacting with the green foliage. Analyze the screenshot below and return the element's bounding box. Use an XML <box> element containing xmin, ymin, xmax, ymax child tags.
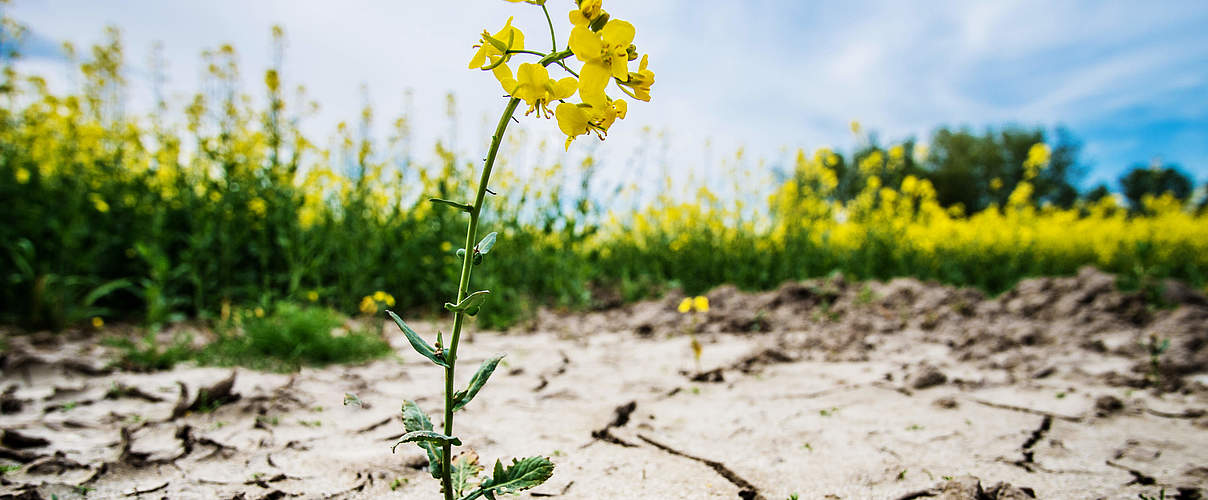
<box><xmin>1120</xmin><ymin>164</ymin><xmax>1193</xmax><ymax>212</ymax></box>
<box><xmin>401</xmin><ymin>400</ymin><xmax>444</xmax><ymax>478</ymax></box>
<box><xmin>451</xmin><ymin>355</ymin><xmax>504</xmax><ymax>412</ymax></box>
<box><xmin>105</xmin><ymin>332</ymin><xmax>195</xmax><ymax>372</ymax></box>
<box><xmin>198</xmin><ymin>303</ymin><xmax>390</xmax><ymax>372</ymax></box>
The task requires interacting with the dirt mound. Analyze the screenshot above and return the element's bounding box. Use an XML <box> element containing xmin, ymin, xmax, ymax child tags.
<box><xmin>530</xmin><ymin>267</ymin><xmax>1208</xmax><ymax>390</ymax></box>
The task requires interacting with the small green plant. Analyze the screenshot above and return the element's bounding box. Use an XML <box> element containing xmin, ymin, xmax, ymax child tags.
<box><xmin>200</xmin><ymin>303</ymin><xmax>391</xmax><ymax>372</ymax></box>
<box><xmin>390</xmin><ymin>477</ymin><xmax>409</xmax><ymax>491</ymax></box>
<box><xmin>1139</xmin><ymin>488</ymin><xmax>1166</xmax><ymax>500</ymax></box>
<box><xmin>788</xmin><ymin>494</ymin><xmax>800</xmax><ymax>500</ymax></box>
<box><xmin>856</xmin><ymin>284</ymin><xmax>876</xmax><ymax>305</ymax></box>
<box><xmin>386</xmin><ymin>2</ymin><xmax>656</xmax><ymax>498</ymax></box>
<box><xmin>0</xmin><ymin>464</ymin><xmax>22</xmax><ymax>474</ymax></box>
<box><xmin>1141</xmin><ymin>334</ymin><xmax>1170</xmax><ymax>387</ymax></box>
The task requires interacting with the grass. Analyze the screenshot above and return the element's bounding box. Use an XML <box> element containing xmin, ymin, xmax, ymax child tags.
<box><xmin>108</xmin><ymin>303</ymin><xmax>392</xmax><ymax>372</ymax></box>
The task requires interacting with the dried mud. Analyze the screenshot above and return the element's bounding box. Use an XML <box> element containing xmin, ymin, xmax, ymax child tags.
<box><xmin>2</xmin><ymin>267</ymin><xmax>1207</xmax><ymax>499</ymax></box>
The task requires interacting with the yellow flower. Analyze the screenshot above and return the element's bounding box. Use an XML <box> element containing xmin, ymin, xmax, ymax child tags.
<box><xmin>254</xmin><ymin>307</ymin><xmax>266</xmax><ymax>318</ymax></box>
<box><xmin>89</xmin><ymin>193</ymin><xmax>110</xmax><ymax>213</ymax></box>
<box><xmin>692</xmin><ymin>296</ymin><xmax>709</xmax><ymax>313</ymax></box>
<box><xmin>360</xmin><ymin>296</ymin><xmax>377</xmax><ymax>314</ymax></box>
<box><xmin>306</xmin><ymin>290</ymin><xmax>319</xmax><ymax>302</ymax></box>
<box><xmin>494</xmin><ymin>63</ymin><xmax>578</xmax><ymax>118</ymax></box>
<box><xmin>617</xmin><ymin>54</ymin><xmax>653</xmax><ymax>102</ymax></box>
<box><xmin>15</xmin><ymin>167</ymin><xmax>30</xmax><ymax>184</ymax></box>
<box><xmin>555</xmin><ymin>98</ymin><xmax>626</xmax><ymax>150</ymax></box>
<box><xmin>441</xmin><ymin>241</ymin><xmax>453</xmax><ymax>252</ymax></box>
<box><xmin>468</xmin><ymin>17</ymin><xmax>525</xmax><ymax>70</ymax></box>
<box><xmin>677</xmin><ymin>297</ymin><xmax>692</xmax><ymax>314</ymax></box>
<box><xmin>569</xmin><ymin>0</ymin><xmax>605</xmax><ymax>28</ymax></box>
<box><xmin>91</xmin><ymin>316</ymin><xmax>104</xmax><ymax>328</ymax></box>
<box><xmin>249</xmin><ymin>197</ymin><xmax>267</xmax><ymax>217</ymax></box>
<box><xmin>569</xmin><ymin>18</ymin><xmax>635</xmax><ymax>105</ymax></box>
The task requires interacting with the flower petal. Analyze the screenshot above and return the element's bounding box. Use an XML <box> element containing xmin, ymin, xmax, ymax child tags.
<box><xmin>601</xmin><ymin>19</ymin><xmax>635</xmax><ymax>47</ymax></box>
<box><xmin>577</xmin><ymin>62</ymin><xmax>610</xmax><ymax>106</ymax></box>
<box><xmin>570</xmin><ymin>26</ymin><xmax>603</xmax><ymax>62</ymax></box>
<box><xmin>552</xmin><ymin>77</ymin><xmax>578</xmax><ymax>100</ymax></box>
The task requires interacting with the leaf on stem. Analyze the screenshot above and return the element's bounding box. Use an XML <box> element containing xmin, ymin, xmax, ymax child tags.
<box><xmin>401</xmin><ymin>400</ymin><xmax>443</xmax><ymax>478</ymax></box>
<box><xmin>444</xmin><ymin>290</ymin><xmax>491</xmax><ymax>317</ymax></box>
<box><xmin>452</xmin><ymin>354</ymin><xmax>504</xmax><ymax>412</ymax></box>
<box><xmin>387</xmin><ymin>310</ymin><xmax>449</xmax><ymax>368</ymax></box>
<box><xmin>451</xmin><ymin>450</ymin><xmax>484</xmax><ymax>498</ymax></box>
<box><xmin>429</xmin><ymin>197</ymin><xmax>473</xmax><ymax>212</ymax></box>
<box><xmin>392</xmin><ymin>430</ymin><xmax>462</xmax><ymax>452</ymax></box>
<box><xmin>480</xmin><ymin>456</ymin><xmax>554</xmax><ymax>495</ymax></box>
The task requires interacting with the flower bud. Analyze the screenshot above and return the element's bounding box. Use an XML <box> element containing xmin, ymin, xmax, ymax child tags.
<box><xmin>589</xmin><ymin>12</ymin><xmax>610</xmax><ymax>32</ymax></box>
<box><xmin>627</xmin><ymin>44</ymin><xmax>638</xmax><ymax>61</ymax></box>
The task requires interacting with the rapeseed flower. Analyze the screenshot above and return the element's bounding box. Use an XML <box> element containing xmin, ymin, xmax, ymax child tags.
<box><xmin>468</xmin><ymin>17</ymin><xmax>525</xmax><ymax>71</ymax></box>
<box><xmin>569</xmin><ymin>18</ymin><xmax>635</xmax><ymax>105</ymax></box>
<box><xmin>495</xmin><ymin>63</ymin><xmax>577</xmax><ymax>118</ymax></box>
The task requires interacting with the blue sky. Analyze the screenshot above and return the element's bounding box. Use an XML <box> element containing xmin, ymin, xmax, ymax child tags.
<box><xmin>7</xmin><ymin>0</ymin><xmax>1208</xmax><ymax>190</ymax></box>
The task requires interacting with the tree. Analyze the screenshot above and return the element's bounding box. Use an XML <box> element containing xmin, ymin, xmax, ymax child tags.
<box><xmin>1118</xmin><ymin>163</ymin><xmax>1192</xmax><ymax>211</ymax></box>
<box><xmin>919</xmin><ymin>126</ymin><xmax>1082</xmax><ymax>213</ymax></box>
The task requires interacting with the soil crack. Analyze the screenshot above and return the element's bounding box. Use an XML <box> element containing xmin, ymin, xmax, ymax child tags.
<box><xmin>636</xmin><ymin>433</ymin><xmax>764</xmax><ymax>500</ymax></box>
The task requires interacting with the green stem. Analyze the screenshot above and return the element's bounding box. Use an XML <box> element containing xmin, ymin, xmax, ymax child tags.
<box><xmin>441</xmin><ymin>96</ymin><xmax>521</xmax><ymax>500</ymax></box>
<box><xmin>541</xmin><ymin>3</ymin><xmax>557</xmax><ymax>52</ymax></box>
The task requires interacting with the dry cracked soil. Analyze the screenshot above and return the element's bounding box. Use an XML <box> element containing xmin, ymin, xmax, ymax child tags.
<box><xmin>2</xmin><ymin>267</ymin><xmax>1207</xmax><ymax>499</ymax></box>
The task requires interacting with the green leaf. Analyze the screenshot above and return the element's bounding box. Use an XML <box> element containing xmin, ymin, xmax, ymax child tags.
<box><xmin>452</xmin><ymin>354</ymin><xmax>504</xmax><ymax>412</ymax></box>
<box><xmin>476</xmin><ymin>232</ymin><xmax>498</xmax><ymax>255</ymax></box>
<box><xmin>429</xmin><ymin>197</ymin><xmax>473</xmax><ymax>212</ymax></box>
<box><xmin>387</xmin><ymin>310</ymin><xmax>449</xmax><ymax>368</ymax></box>
<box><xmin>480</xmin><ymin>456</ymin><xmax>554</xmax><ymax>495</ymax></box>
<box><xmin>392</xmin><ymin>430</ymin><xmax>462</xmax><ymax>452</ymax></box>
<box><xmin>83</xmin><ymin>278</ymin><xmax>133</xmax><ymax>307</ymax></box>
<box><xmin>401</xmin><ymin>400</ymin><xmax>443</xmax><ymax>478</ymax></box>
<box><xmin>444</xmin><ymin>290</ymin><xmax>490</xmax><ymax>317</ymax></box>
<box><xmin>451</xmin><ymin>451</ymin><xmax>484</xmax><ymax>498</ymax></box>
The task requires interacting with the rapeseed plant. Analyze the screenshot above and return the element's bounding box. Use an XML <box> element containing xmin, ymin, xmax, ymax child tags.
<box><xmin>386</xmin><ymin>1</ymin><xmax>655</xmax><ymax>498</ymax></box>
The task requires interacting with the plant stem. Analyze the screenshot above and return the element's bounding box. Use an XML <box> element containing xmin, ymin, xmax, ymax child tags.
<box><xmin>541</xmin><ymin>3</ymin><xmax>557</xmax><ymax>51</ymax></box>
<box><xmin>441</xmin><ymin>96</ymin><xmax>520</xmax><ymax>500</ymax></box>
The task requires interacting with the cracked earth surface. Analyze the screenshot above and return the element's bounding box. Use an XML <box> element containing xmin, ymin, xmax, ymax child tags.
<box><xmin>2</xmin><ymin>267</ymin><xmax>1207</xmax><ymax>499</ymax></box>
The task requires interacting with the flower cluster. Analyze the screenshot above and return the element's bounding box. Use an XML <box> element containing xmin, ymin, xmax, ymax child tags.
<box><xmin>677</xmin><ymin>296</ymin><xmax>709</xmax><ymax>314</ymax></box>
<box><xmin>470</xmin><ymin>0</ymin><xmax>655</xmax><ymax>150</ymax></box>
<box><xmin>359</xmin><ymin>290</ymin><xmax>396</xmax><ymax>315</ymax></box>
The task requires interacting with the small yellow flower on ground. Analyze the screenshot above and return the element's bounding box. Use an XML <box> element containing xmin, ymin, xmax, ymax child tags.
<box><xmin>360</xmin><ymin>296</ymin><xmax>377</xmax><ymax>315</ymax></box>
<box><xmin>692</xmin><ymin>296</ymin><xmax>709</xmax><ymax>313</ymax></box>
<box><xmin>91</xmin><ymin>316</ymin><xmax>104</xmax><ymax>328</ymax></box>
<box><xmin>677</xmin><ymin>297</ymin><xmax>692</xmax><ymax>313</ymax></box>
<box><xmin>254</xmin><ymin>307</ymin><xmax>265</xmax><ymax>318</ymax></box>
<box><xmin>306</xmin><ymin>290</ymin><xmax>319</xmax><ymax>302</ymax></box>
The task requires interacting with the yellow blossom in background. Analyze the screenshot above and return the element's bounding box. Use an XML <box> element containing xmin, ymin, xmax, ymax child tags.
<box><xmin>91</xmin><ymin>316</ymin><xmax>104</xmax><ymax>328</ymax></box>
<box><xmin>372</xmin><ymin>290</ymin><xmax>396</xmax><ymax>307</ymax></box>
<box><xmin>254</xmin><ymin>307</ymin><xmax>265</xmax><ymax>318</ymax></box>
<box><xmin>441</xmin><ymin>241</ymin><xmax>453</xmax><ymax>252</ymax></box>
<box><xmin>15</xmin><ymin>167</ymin><xmax>30</xmax><ymax>184</ymax></box>
<box><xmin>89</xmin><ymin>193</ymin><xmax>110</xmax><ymax>213</ymax></box>
<box><xmin>248</xmin><ymin>197</ymin><xmax>267</xmax><ymax>217</ymax></box>
<box><xmin>306</xmin><ymin>290</ymin><xmax>319</xmax><ymax>302</ymax></box>
<box><xmin>359</xmin><ymin>296</ymin><xmax>377</xmax><ymax>315</ymax></box>
<box><xmin>677</xmin><ymin>296</ymin><xmax>709</xmax><ymax>314</ymax></box>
